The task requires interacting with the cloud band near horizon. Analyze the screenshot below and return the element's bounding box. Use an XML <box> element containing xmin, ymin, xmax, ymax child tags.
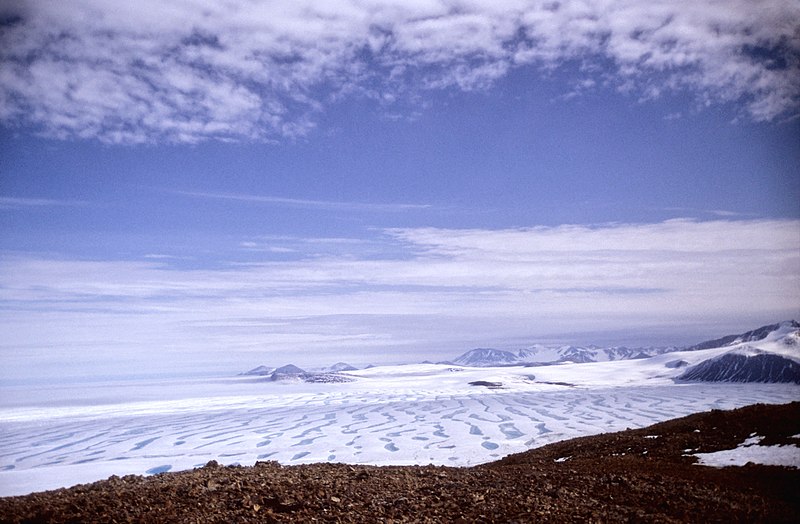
<box><xmin>1</xmin><ymin>218</ymin><xmax>797</xmax><ymax>377</ymax></box>
<box><xmin>1</xmin><ymin>0</ymin><xmax>798</xmax><ymax>144</ymax></box>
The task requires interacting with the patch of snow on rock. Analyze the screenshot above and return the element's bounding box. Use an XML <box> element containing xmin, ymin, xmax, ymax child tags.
<box><xmin>693</xmin><ymin>435</ymin><xmax>800</xmax><ymax>469</ymax></box>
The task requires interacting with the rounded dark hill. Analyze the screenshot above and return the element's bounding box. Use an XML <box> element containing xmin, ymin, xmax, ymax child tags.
<box><xmin>677</xmin><ymin>351</ymin><xmax>800</xmax><ymax>384</ymax></box>
<box><xmin>269</xmin><ymin>364</ymin><xmax>307</xmax><ymax>381</ymax></box>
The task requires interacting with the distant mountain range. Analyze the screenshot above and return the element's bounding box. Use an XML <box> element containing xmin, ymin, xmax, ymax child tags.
<box><xmin>241</xmin><ymin>321</ymin><xmax>800</xmax><ymax>385</ymax></box>
<box><xmin>240</xmin><ymin>363</ymin><xmax>357</xmax><ymax>383</ymax></box>
<box><xmin>450</xmin><ymin>321</ymin><xmax>799</xmax><ymax>370</ymax></box>
<box><xmin>450</xmin><ymin>344</ymin><xmax>674</xmax><ymax>367</ymax></box>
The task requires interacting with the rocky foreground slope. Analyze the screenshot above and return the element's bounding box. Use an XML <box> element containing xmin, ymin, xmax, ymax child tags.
<box><xmin>2</xmin><ymin>402</ymin><xmax>798</xmax><ymax>523</ymax></box>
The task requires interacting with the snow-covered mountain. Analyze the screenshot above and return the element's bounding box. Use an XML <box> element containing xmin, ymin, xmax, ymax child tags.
<box><xmin>687</xmin><ymin>320</ymin><xmax>800</xmax><ymax>351</ymax></box>
<box><xmin>451</xmin><ymin>320</ymin><xmax>800</xmax><ymax>367</ymax></box>
<box><xmin>239</xmin><ymin>365</ymin><xmax>274</xmax><ymax>376</ymax></box>
<box><xmin>451</xmin><ymin>321</ymin><xmax>799</xmax><ymax>369</ymax></box>
<box><xmin>241</xmin><ymin>362</ymin><xmax>357</xmax><ymax>380</ymax></box>
<box><xmin>270</xmin><ymin>364</ymin><xmax>307</xmax><ymax>381</ymax></box>
<box><xmin>243</xmin><ymin>322</ymin><xmax>799</xmax><ymax>383</ymax></box>
<box><xmin>677</xmin><ymin>348</ymin><xmax>800</xmax><ymax>384</ymax></box>
<box><xmin>522</xmin><ymin>344</ymin><xmax>669</xmax><ymax>363</ymax></box>
<box><xmin>325</xmin><ymin>362</ymin><xmax>358</xmax><ymax>372</ymax></box>
<box><xmin>677</xmin><ymin>321</ymin><xmax>800</xmax><ymax>384</ymax></box>
<box><xmin>452</xmin><ymin>348</ymin><xmax>520</xmax><ymax>367</ymax></box>
<box><xmin>240</xmin><ymin>363</ymin><xmax>356</xmax><ymax>383</ymax></box>
<box><xmin>453</xmin><ymin>344</ymin><xmax>674</xmax><ymax>367</ymax></box>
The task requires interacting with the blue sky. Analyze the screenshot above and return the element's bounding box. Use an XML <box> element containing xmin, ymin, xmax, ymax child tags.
<box><xmin>1</xmin><ymin>1</ymin><xmax>799</xmax><ymax>380</ymax></box>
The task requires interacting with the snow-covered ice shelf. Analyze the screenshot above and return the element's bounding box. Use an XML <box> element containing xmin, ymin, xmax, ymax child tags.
<box><xmin>1</xmin><ymin>362</ymin><xmax>798</xmax><ymax>497</ymax></box>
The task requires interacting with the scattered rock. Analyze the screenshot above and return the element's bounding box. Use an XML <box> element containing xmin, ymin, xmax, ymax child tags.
<box><xmin>468</xmin><ymin>380</ymin><xmax>503</xmax><ymax>389</ymax></box>
<box><xmin>1</xmin><ymin>403</ymin><xmax>798</xmax><ymax>523</ymax></box>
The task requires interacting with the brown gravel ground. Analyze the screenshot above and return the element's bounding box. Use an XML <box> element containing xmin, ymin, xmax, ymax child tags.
<box><xmin>1</xmin><ymin>401</ymin><xmax>798</xmax><ymax>523</ymax></box>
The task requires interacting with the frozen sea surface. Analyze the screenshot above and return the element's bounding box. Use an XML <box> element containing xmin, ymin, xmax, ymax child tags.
<box><xmin>1</xmin><ymin>363</ymin><xmax>798</xmax><ymax>496</ymax></box>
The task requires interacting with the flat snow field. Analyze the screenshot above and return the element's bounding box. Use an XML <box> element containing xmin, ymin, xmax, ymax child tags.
<box><xmin>1</xmin><ymin>363</ymin><xmax>798</xmax><ymax>497</ymax></box>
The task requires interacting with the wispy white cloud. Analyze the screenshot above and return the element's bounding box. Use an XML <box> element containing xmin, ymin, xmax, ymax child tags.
<box><xmin>1</xmin><ymin>219</ymin><xmax>797</xmax><ymax>376</ymax></box>
<box><xmin>1</xmin><ymin>1</ymin><xmax>797</xmax><ymax>143</ymax></box>
<box><xmin>173</xmin><ymin>190</ymin><xmax>432</xmax><ymax>212</ymax></box>
<box><xmin>238</xmin><ymin>235</ymin><xmax>387</xmax><ymax>258</ymax></box>
<box><xmin>0</xmin><ymin>196</ymin><xmax>88</xmax><ymax>209</ymax></box>
<box><xmin>658</xmin><ymin>206</ymin><xmax>759</xmax><ymax>218</ymax></box>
